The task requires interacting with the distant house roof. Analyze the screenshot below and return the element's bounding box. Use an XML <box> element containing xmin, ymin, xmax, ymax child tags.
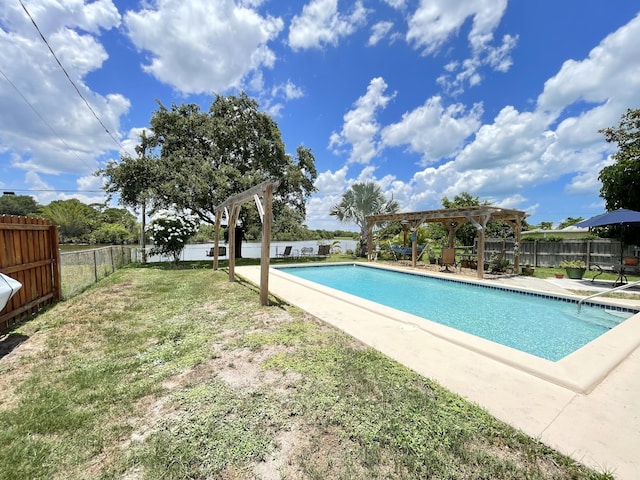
<box><xmin>523</xmin><ymin>225</ymin><xmax>589</xmax><ymax>238</ymax></box>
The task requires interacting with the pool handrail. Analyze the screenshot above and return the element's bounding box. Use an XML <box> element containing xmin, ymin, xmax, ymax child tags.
<box><xmin>577</xmin><ymin>279</ymin><xmax>640</xmax><ymax>313</ymax></box>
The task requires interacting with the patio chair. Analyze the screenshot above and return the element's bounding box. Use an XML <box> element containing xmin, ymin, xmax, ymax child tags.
<box><xmin>317</xmin><ymin>245</ymin><xmax>331</xmax><ymax>256</ymax></box>
<box><xmin>206</xmin><ymin>246</ymin><xmax>226</xmax><ymax>257</ymax></box>
<box><xmin>440</xmin><ymin>247</ymin><xmax>456</xmax><ymax>272</ymax></box>
<box><xmin>276</xmin><ymin>245</ymin><xmax>295</xmax><ymax>258</ymax></box>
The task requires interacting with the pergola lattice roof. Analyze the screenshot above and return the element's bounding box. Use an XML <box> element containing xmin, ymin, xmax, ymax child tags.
<box><xmin>366</xmin><ymin>206</ymin><xmax>526</xmax><ymax>226</ymax></box>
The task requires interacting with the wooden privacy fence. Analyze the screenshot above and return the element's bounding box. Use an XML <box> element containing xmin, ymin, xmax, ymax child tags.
<box><xmin>0</xmin><ymin>215</ymin><xmax>61</xmax><ymax>333</ymax></box>
<box><xmin>484</xmin><ymin>238</ymin><xmax>636</xmax><ymax>268</ymax></box>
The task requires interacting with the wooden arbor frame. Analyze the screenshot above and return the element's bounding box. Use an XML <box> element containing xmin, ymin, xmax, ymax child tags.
<box><xmin>211</xmin><ymin>180</ymin><xmax>280</xmax><ymax>305</ymax></box>
<box><xmin>366</xmin><ymin>206</ymin><xmax>526</xmax><ymax>279</ymax></box>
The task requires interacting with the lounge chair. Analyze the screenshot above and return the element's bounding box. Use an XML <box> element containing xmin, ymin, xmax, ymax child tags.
<box><xmin>300</xmin><ymin>246</ymin><xmax>314</xmax><ymax>256</ymax></box>
<box><xmin>206</xmin><ymin>246</ymin><xmax>227</xmax><ymax>257</ymax></box>
<box><xmin>276</xmin><ymin>246</ymin><xmax>295</xmax><ymax>258</ymax></box>
<box><xmin>317</xmin><ymin>245</ymin><xmax>331</xmax><ymax>256</ymax></box>
<box><xmin>390</xmin><ymin>244</ymin><xmax>412</xmax><ymax>260</ymax></box>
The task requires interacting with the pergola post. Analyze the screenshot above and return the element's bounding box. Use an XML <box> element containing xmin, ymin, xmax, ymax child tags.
<box><xmin>259</xmin><ymin>183</ymin><xmax>274</xmax><ymax>305</ymax></box>
<box><xmin>476</xmin><ymin>215</ymin><xmax>490</xmax><ymax>279</ymax></box>
<box><xmin>213</xmin><ymin>210</ymin><xmax>222</xmax><ymax>271</ymax></box>
<box><xmin>409</xmin><ymin>219</ymin><xmax>422</xmax><ymax>268</ymax></box>
<box><xmin>477</xmin><ymin>228</ymin><xmax>486</xmax><ymax>279</ymax></box>
<box><xmin>227</xmin><ymin>203</ymin><xmax>241</xmax><ymax>282</ymax></box>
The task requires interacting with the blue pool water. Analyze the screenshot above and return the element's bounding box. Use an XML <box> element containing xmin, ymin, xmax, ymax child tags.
<box><xmin>279</xmin><ymin>264</ymin><xmax>637</xmax><ymax>361</ymax></box>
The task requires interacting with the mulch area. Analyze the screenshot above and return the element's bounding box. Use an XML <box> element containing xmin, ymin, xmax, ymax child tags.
<box><xmin>373</xmin><ymin>260</ymin><xmax>517</xmax><ymax>281</ymax></box>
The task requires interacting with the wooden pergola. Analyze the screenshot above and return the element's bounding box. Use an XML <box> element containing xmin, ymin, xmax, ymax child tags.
<box><xmin>366</xmin><ymin>206</ymin><xmax>526</xmax><ymax>279</ymax></box>
<box><xmin>211</xmin><ymin>179</ymin><xmax>279</xmax><ymax>305</ymax></box>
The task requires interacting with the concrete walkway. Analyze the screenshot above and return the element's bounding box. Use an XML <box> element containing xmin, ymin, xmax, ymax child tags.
<box><xmin>237</xmin><ymin>264</ymin><xmax>640</xmax><ymax>480</ymax></box>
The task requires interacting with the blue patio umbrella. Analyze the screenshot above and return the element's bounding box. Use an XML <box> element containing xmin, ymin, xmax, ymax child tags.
<box><xmin>575</xmin><ymin>208</ymin><xmax>640</xmax><ymax>228</ymax></box>
<box><xmin>575</xmin><ymin>208</ymin><xmax>640</xmax><ymax>263</ymax></box>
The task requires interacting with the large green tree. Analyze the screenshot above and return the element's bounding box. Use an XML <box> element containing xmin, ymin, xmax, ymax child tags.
<box><xmin>39</xmin><ymin>199</ymin><xmax>101</xmax><ymax>242</ymax></box>
<box><xmin>440</xmin><ymin>192</ymin><xmax>530</xmax><ymax>244</ymax></box>
<box><xmin>441</xmin><ymin>192</ymin><xmax>489</xmax><ymax>246</ymax></box>
<box><xmin>146</xmin><ymin>93</ymin><xmax>317</xmax><ymax>230</ymax></box>
<box><xmin>99</xmin><ymin>131</ymin><xmax>159</xmax><ymax>255</ymax></box>
<box><xmin>101</xmin><ymin>132</ymin><xmax>159</xmax><ymax>211</ymax></box>
<box><xmin>330</xmin><ymin>181</ymin><xmax>400</xmax><ymax>256</ymax></box>
<box><xmin>557</xmin><ymin>217</ymin><xmax>584</xmax><ymax>230</ymax></box>
<box><xmin>0</xmin><ymin>194</ymin><xmax>40</xmax><ymax>216</ymax></box>
<box><xmin>598</xmin><ymin>108</ymin><xmax>640</xmax><ymax>211</ymax></box>
<box><xmin>91</xmin><ymin>207</ymin><xmax>138</xmax><ymax>244</ymax></box>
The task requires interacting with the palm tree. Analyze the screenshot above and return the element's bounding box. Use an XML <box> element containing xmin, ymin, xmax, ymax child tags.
<box><xmin>330</xmin><ymin>182</ymin><xmax>400</xmax><ymax>256</ymax></box>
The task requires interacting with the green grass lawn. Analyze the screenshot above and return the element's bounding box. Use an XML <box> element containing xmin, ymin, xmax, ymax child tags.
<box><xmin>0</xmin><ymin>264</ymin><xmax>614</xmax><ymax>479</ymax></box>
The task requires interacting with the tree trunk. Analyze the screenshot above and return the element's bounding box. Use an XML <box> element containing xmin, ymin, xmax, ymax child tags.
<box><xmin>359</xmin><ymin>227</ymin><xmax>368</xmax><ymax>257</ymax></box>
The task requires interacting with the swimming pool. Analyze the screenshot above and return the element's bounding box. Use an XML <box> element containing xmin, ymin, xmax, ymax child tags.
<box><xmin>278</xmin><ymin>264</ymin><xmax>637</xmax><ymax>362</ymax></box>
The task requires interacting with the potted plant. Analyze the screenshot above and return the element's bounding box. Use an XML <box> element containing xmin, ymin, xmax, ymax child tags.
<box><xmin>521</xmin><ymin>264</ymin><xmax>535</xmax><ymax>276</ymax></box>
<box><xmin>560</xmin><ymin>260</ymin><xmax>586</xmax><ymax>279</ymax></box>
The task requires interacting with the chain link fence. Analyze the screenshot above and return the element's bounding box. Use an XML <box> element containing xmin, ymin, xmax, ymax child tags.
<box><xmin>60</xmin><ymin>246</ymin><xmax>133</xmax><ymax>299</ymax></box>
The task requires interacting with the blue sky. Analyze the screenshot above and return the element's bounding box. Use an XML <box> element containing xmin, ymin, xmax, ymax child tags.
<box><xmin>1</xmin><ymin>0</ymin><xmax>639</xmax><ymax>231</ymax></box>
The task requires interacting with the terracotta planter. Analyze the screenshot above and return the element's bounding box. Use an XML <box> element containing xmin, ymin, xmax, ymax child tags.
<box><xmin>554</xmin><ymin>273</ymin><xmax>565</xmax><ymax>279</ymax></box>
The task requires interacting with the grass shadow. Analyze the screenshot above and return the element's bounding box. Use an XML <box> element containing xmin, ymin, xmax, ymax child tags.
<box><xmin>0</xmin><ymin>332</ymin><xmax>29</xmax><ymax>359</ymax></box>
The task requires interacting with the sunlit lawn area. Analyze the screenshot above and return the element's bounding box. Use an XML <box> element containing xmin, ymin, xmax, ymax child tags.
<box><xmin>0</xmin><ymin>262</ymin><xmax>615</xmax><ymax>479</ymax></box>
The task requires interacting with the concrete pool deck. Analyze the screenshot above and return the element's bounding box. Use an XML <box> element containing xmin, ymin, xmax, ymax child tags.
<box><xmin>236</xmin><ymin>263</ymin><xmax>640</xmax><ymax>479</ymax></box>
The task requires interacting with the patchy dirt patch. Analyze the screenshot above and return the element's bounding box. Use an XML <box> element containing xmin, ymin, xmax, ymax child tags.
<box><xmin>253</xmin><ymin>422</ymin><xmax>310</xmax><ymax>480</ymax></box>
<box><xmin>264</xmin><ymin>424</ymin><xmax>409</xmax><ymax>479</ymax></box>
<box><xmin>0</xmin><ymin>331</ymin><xmax>47</xmax><ymax>409</ymax></box>
<box><xmin>212</xmin><ymin>345</ymin><xmax>281</xmax><ymax>390</ymax></box>
<box><xmin>252</xmin><ymin>308</ymin><xmax>294</xmax><ymax>327</ymax></box>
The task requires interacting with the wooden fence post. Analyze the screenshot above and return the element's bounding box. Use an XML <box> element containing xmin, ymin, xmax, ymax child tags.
<box><xmin>50</xmin><ymin>224</ymin><xmax>61</xmax><ymax>301</ymax></box>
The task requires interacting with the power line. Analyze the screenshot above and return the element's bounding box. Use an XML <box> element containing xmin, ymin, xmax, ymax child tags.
<box><xmin>0</xmin><ymin>67</ymin><xmax>96</xmax><ymax>172</ymax></box>
<box><xmin>18</xmin><ymin>0</ymin><xmax>129</xmax><ymax>155</ymax></box>
<box><xmin>1</xmin><ymin>189</ymin><xmax>105</xmax><ymax>193</ymax></box>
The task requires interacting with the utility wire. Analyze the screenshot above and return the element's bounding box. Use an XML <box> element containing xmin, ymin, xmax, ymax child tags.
<box><xmin>18</xmin><ymin>0</ymin><xmax>129</xmax><ymax>155</ymax></box>
<box><xmin>0</xmin><ymin>66</ymin><xmax>96</xmax><ymax>172</ymax></box>
<box><xmin>2</xmin><ymin>189</ymin><xmax>104</xmax><ymax>193</ymax></box>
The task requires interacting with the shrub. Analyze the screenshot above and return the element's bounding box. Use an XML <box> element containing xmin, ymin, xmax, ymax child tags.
<box><xmin>147</xmin><ymin>211</ymin><xmax>199</xmax><ymax>264</ymax></box>
<box><xmin>560</xmin><ymin>260</ymin><xmax>586</xmax><ymax>268</ymax></box>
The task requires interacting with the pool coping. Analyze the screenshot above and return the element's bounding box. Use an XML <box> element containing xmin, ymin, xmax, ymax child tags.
<box><xmin>271</xmin><ymin>262</ymin><xmax>640</xmax><ymax>395</ymax></box>
<box><xmin>235</xmin><ymin>262</ymin><xmax>640</xmax><ymax>478</ymax></box>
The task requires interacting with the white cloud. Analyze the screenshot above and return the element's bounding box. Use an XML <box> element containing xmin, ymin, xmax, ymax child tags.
<box><xmin>23</xmin><ymin>171</ymin><xmax>105</xmax><ymax>206</ymax></box>
<box><xmin>306</xmin><ymin>166</ymin><xmax>351</xmax><ymax>230</ymax></box>
<box><xmin>368</xmin><ymin>21</ymin><xmax>393</xmax><ymax>46</ymax></box>
<box><xmin>381</xmin><ymin>0</ymin><xmax>406</xmax><ymax>9</ymax></box>
<box><xmin>329</xmin><ymin>77</ymin><xmax>395</xmax><ymax>164</ymax></box>
<box><xmin>381</xmin><ymin>96</ymin><xmax>483</xmax><ymax>165</ymax></box>
<box><xmin>273</xmin><ymin>80</ymin><xmax>304</xmax><ymax>100</ymax></box>
<box><xmin>406</xmin><ymin>0</ymin><xmax>507</xmax><ymax>55</ymax></box>
<box><xmin>0</xmin><ymin>0</ymin><xmax>128</xmax><ymax>178</ymax></box>
<box><xmin>125</xmin><ymin>0</ymin><xmax>284</xmax><ymax>94</ymax></box>
<box><xmin>314</xmin><ymin>166</ymin><xmax>350</xmax><ymax>195</ymax></box>
<box><xmin>306</xmin><ymin>165</ymin><xmax>406</xmax><ymax>230</ymax></box>
<box><xmin>260</xmin><ymin>80</ymin><xmax>304</xmax><ymax>117</ymax></box>
<box><xmin>407</xmin><ymin>0</ymin><xmax>515</xmax><ymax>93</ymax></box>
<box><xmin>439</xmin><ymin>33</ymin><xmax>518</xmax><ymax>93</ymax></box>
<box><xmin>400</xmin><ymin>12</ymin><xmax>640</xmax><ymax>212</ymax></box>
<box><xmin>537</xmin><ymin>13</ymin><xmax>640</xmax><ymax>114</ymax></box>
<box><xmin>288</xmin><ymin>0</ymin><xmax>368</xmax><ymax>50</ymax></box>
